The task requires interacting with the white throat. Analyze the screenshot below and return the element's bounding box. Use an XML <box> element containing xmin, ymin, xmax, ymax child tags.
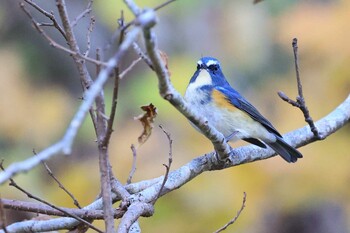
<box><xmin>186</xmin><ymin>69</ymin><xmax>212</xmax><ymax>91</ymax></box>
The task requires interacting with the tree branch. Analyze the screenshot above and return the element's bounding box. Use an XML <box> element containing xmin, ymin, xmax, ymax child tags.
<box><xmin>3</xmin><ymin>94</ymin><xmax>349</xmax><ymax>232</ymax></box>
<box><xmin>214</xmin><ymin>192</ymin><xmax>247</xmax><ymax>233</ymax></box>
<box><xmin>140</xmin><ymin>10</ymin><xmax>232</xmax><ymax>163</ymax></box>
<box><xmin>1</xmin><ymin>199</ymin><xmax>124</xmax><ymax>219</ymax></box>
<box><xmin>0</xmin><ymin>163</ymin><xmax>103</xmax><ymax>233</ymax></box>
<box><xmin>0</xmin><ymin>26</ymin><xmax>141</xmax><ymax>185</ymax></box>
<box><xmin>278</xmin><ymin>38</ymin><xmax>321</xmax><ymax>139</ymax></box>
<box><xmin>23</xmin><ymin>0</ymin><xmax>67</xmax><ymax>39</ymax></box>
<box><xmin>38</xmin><ymin>155</ymin><xmax>81</xmax><ymax>208</ymax></box>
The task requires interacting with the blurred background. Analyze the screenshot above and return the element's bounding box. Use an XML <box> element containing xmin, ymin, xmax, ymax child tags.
<box><xmin>1</xmin><ymin>0</ymin><xmax>350</xmax><ymax>232</ymax></box>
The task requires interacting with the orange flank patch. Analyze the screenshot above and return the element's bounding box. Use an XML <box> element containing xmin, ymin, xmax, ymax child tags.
<box><xmin>212</xmin><ymin>89</ymin><xmax>238</xmax><ymax>111</ymax></box>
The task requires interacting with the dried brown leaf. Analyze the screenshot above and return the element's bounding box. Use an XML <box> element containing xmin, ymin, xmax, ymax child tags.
<box><xmin>134</xmin><ymin>103</ymin><xmax>158</xmax><ymax>146</ymax></box>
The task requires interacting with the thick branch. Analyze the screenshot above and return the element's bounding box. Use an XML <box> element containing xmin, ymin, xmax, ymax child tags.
<box><xmin>3</xmin><ymin>94</ymin><xmax>349</xmax><ymax>232</ymax></box>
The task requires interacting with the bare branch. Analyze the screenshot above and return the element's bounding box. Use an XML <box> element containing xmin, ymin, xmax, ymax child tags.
<box><xmin>70</xmin><ymin>0</ymin><xmax>93</xmax><ymax>28</ymax></box>
<box><xmin>56</xmin><ymin>0</ymin><xmax>93</xmax><ymax>89</ymax></box>
<box><xmin>214</xmin><ymin>192</ymin><xmax>247</xmax><ymax>233</ymax></box>
<box><xmin>112</xmin><ymin>178</ymin><xmax>131</xmax><ymax>201</ymax></box>
<box><xmin>119</xmin><ymin>57</ymin><xmax>142</xmax><ymax>79</ymax></box>
<box><xmin>152</xmin><ymin>125</ymin><xmax>173</xmax><ymax>203</ymax></box>
<box><xmin>97</xmin><ymin>148</ymin><xmax>114</xmax><ymax>232</ymax></box>
<box><xmin>141</xmin><ymin>10</ymin><xmax>232</xmax><ymax>162</ymax></box>
<box><xmin>36</xmin><ymin>150</ymin><xmax>81</xmax><ymax>208</ymax></box>
<box><xmin>278</xmin><ymin>38</ymin><xmax>321</xmax><ymax>139</ymax></box>
<box><xmin>132</xmin><ymin>42</ymin><xmax>154</xmax><ymax>70</ymax></box>
<box><xmin>154</xmin><ymin>0</ymin><xmax>177</xmax><ymax>11</ymax></box>
<box><xmin>0</xmin><ymin>26</ymin><xmax>141</xmax><ymax>184</ymax></box>
<box><xmin>3</xmin><ymin>93</ymin><xmax>350</xmax><ymax>233</ymax></box>
<box><xmin>124</xmin><ymin>0</ymin><xmax>141</xmax><ymax>15</ymax></box>
<box><xmin>101</xmin><ymin>69</ymin><xmax>120</xmax><ymax>147</ymax></box>
<box><xmin>83</xmin><ymin>16</ymin><xmax>96</xmax><ymax>57</ymax></box>
<box><xmin>19</xmin><ymin>3</ymin><xmax>106</xmax><ymax>67</ymax></box>
<box><xmin>1</xmin><ymin>199</ymin><xmax>124</xmax><ymax>219</ymax></box>
<box><xmin>126</xmin><ymin>144</ymin><xmax>138</xmax><ymax>185</ymax></box>
<box><xmin>0</xmin><ymin>163</ymin><xmax>103</xmax><ymax>233</ymax></box>
<box><xmin>23</xmin><ymin>0</ymin><xmax>67</xmax><ymax>39</ymax></box>
<box><xmin>117</xmin><ymin>202</ymin><xmax>154</xmax><ymax>233</ymax></box>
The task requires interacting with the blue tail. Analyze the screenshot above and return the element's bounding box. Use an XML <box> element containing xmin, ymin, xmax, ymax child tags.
<box><xmin>266</xmin><ymin>137</ymin><xmax>303</xmax><ymax>163</ymax></box>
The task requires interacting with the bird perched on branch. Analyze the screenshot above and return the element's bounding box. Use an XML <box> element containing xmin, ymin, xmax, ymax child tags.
<box><xmin>184</xmin><ymin>57</ymin><xmax>303</xmax><ymax>163</ymax></box>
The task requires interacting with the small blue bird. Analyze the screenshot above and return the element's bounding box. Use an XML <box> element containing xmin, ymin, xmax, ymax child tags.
<box><xmin>184</xmin><ymin>57</ymin><xmax>303</xmax><ymax>163</ymax></box>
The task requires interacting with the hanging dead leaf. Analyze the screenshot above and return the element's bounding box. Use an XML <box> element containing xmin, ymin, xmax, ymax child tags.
<box><xmin>134</xmin><ymin>103</ymin><xmax>158</xmax><ymax>146</ymax></box>
<box><xmin>158</xmin><ymin>50</ymin><xmax>171</xmax><ymax>76</ymax></box>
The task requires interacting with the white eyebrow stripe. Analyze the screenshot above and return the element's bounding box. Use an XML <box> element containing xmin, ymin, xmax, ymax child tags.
<box><xmin>197</xmin><ymin>60</ymin><xmax>203</xmax><ymax>65</ymax></box>
<box><xmin>205</xmin><ymin>59</ymin><xmax>219</xmax><ymax>66</ymax></box>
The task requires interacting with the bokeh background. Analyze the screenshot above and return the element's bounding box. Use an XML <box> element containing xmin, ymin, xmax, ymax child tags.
<box><xmin>1</xmin><ymin>0</ymin><xmax>350</xmax><ymax>232</ymax></box>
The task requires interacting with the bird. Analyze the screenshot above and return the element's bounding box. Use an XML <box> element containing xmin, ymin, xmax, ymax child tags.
<box><xmin>184</xmin><ymin>57</ymin><xmax>303</xmax><ymax>163</ymax></box>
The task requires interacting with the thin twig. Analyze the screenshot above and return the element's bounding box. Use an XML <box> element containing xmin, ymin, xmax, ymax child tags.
<box><xmin>214</xmin><ymin>192</ymin><xmax>247</xmax><ymax>233</ymax></box>
<box><xmin>0</xmin><ymin>26</ymin><xmax>141</xmax><ymax>184</ymax></box>
<box><xmin>101</xmin><ymin>69</ymin><xmax>120</xmax><ymax>147</ymax></box>
<box><xmin>0</xmin><ymin>162</ymin><xmax>103</xmax><ymax>233</ymax></box>
<box><xmin>105</xmin><ymin>0</ymin><xmax>176</xmax><ymax>52</ymax></box>
<box><xmin>154</xmin><ymin>0</ymin><xmax>177</xmax><ymax>11</ymax></box>
<box><xmin>38</xmin><ymin>22</ymin><xmax>54</xmax><ymax>27</ymax></box>
<box><xmin>152</xmin><ymin>125</ymin><xmax>173</xmax><ymax>203</ymax></box>
<box><xmin>34</xmin><ymin>149</ymin><xmax>82</xmax><ymax>208</ymax></box>
<box><xmin>278</xmin><ymin>38</ymin><xmax>321</xmax><ymax>139</ymax></box>
<box><xmin>56</xmin><ymin>0</ymin><xmax>93</xmax><ymax>90</ymax></box>
<box><xmin>120</xmin><ymin>57</ymin><xmax>142</xmax><ymax>79</ymax></box>
<box><xmin>133</xmin><ymin>42</ymin><xmax>154</xmax><ymax>70</ymax></box>
<box><xmin>84</xmin><ymin>16</ymin><xmax>96</xmax><ymax>57</ymax></box>
<box><xmin>2</xmin><ymin>198</ymin><xmax>125</xmax><ymax>219</ymax></box>
<box><xmin>70</xmin><ymin>0</ymin><xmax>93</xmax><ymax>28</ymax></box>
<box><xmin>23</xmin><ymin>0</ymin><xmax>67</xmax><ymax>39</ymax></box>
<box><xmin>19</xmin><ymin>3</ymin><xmax>106</xmax><ymax>67</ymax></box>
<box><xmin>127</xmin><ymin>144</ymin><xmax>138</xmax><ymax>184</ymax></box>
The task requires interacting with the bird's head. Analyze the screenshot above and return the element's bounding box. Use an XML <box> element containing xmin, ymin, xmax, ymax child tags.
<box><xmin>188</xmin><ymin>57</ymin><xmax>228</xmax><ymax>89</ymax></box>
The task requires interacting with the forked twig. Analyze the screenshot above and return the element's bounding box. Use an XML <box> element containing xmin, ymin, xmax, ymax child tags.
<box><xmin>19</xmin><ymin>3</ymin><xmax>106</xmax><ymax>67</ymax></box>
<box><xmin>23</xmin><ymin>0</ymin><xmax>67</xmax><ymax>39</ymax></box>
<box><xmin>278</xmin><ymin>38</ymin><xmax>321</xmax><ymax>139</ymax></box>
<box><xmin>70</xmin><ymin>0</ymin><xmax>93</xmax><ymax>28</ymax></box>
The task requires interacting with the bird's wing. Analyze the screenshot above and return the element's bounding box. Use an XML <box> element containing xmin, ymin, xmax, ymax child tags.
<box><xmin>217</xmin><ymin>86</ymin><xmax>282</xmax><ymax>137</ymax></box>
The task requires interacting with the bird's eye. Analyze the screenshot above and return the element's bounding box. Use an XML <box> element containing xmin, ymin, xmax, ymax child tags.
<box><xmin>208</xmin><ymin>64</ymin><xmax>219</xmax><ymax>72</ymax></box>
<box><xmin>196</xmin><ymin>64</ymin><xmax>202</xmax><ymax>70</ymax></box>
